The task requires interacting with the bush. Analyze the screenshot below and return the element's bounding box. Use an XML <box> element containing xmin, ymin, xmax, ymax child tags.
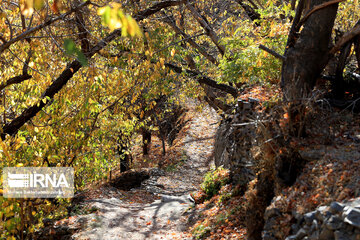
<box><xmin>201</xmin><ymin>167</ymin><xmax>230</xmax><ymax>200</ymax></box>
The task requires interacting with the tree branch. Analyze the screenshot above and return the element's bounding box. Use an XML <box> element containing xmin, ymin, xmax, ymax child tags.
<box><xmin>134</xmin><ymin>0</ymin><xmax>187</xmax><ymax>21</ymax></box>
<box><xmin>285</xmin><ymin>0</ymin><xmax>305</xmax><ymax>50</ymax></box>
<box><xmin>330</xmin><ymin>21</ymin><xmax>360</xmax><ymax>54</ymax></box>
<box><xmin>235</xmin><ymin>0</ymin><xmax>261</xmax><ymax>23</ymax></box>
<box><xmin>162</xmin><ymin>12</ymin><xmax>219</xmax><ymax>65</ymax></box>
<box><xmin>186</xmin><ymin>2</ymin><xmax>225</xmax><ymax>55</ymax></box>
<box><xmin>1</xmin><ymin>0</ymin><xmax>182</xmax><ymax>139</ymax></box>
<box><xmin>259</xmin><ymin>44</ymin><xmax>285</xmax><ymax>61</ymax></box>
<box><xmin>0</xmin><ymin>74</ymin><xmax>32</xmax><ymax>92</ymax></box>
<box><xmin>0</xmin><ymin>50</ymin><xmax>33</xmax><ymax>92</ymax></box>
<box><xmin>0</xmin><ymin>1</ymin><xmax>91</xmax><ymax>55</ymax></box>
<box><xmin>165</xmin><ymin>62</ymin><xmax>238</xmax><ymax>98</ymax></box>
<box><xmin>296</xmin><ymin>0</ymin><xmax>346</xmax><ymax>30</ymax></box>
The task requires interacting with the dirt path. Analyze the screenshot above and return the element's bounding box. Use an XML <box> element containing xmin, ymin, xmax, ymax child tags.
<box><xmin>68</xmin><ymin>103</ymin><xmax>219</xmax><ymax>240</ymax></box>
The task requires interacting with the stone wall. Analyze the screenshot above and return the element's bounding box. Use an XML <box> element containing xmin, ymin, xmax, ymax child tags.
<box><xmin>214</xmin><ymin>98</ymin><xmax>261</xmax><ymax>190</ymax></box>
<box><xmin>263</xmin><ymin>198</ymin><xmax>360</xmax><ymax>240</ymax></box>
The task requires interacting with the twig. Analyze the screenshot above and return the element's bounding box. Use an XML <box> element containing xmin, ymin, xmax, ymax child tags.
<box><xmin>153</xmin><ymin>32</ymin><xmax>205</xmax><ymax>55</ymax></box>
<box><xmin>259</xmin><ymin>44</ymin><xmax>285</xmax><ymax>61</ymax></box>
<box><xmin>162</xmin><ymin>12</ymin><xmax>219</xmax><ymax>65</ymax></box>
<box><xmin>186</xmin><ymin>2</ymin><xmax>225</xmax><ymax>55</ymax></box>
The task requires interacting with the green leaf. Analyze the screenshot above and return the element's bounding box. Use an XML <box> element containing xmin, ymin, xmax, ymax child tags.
<box><xmin>64</xmin><ymin>39</ymin><xmax>88</xmax><ymax>66</ymax></box>
<box><xmin>75</xmin><ymin>50</ymin><xmax>88</xmax><ymax>66</ymax></box>
<box><xmin>64</xmin><ymin>39</ymin><xmax>76</xmax><ymax>54</ymax></box>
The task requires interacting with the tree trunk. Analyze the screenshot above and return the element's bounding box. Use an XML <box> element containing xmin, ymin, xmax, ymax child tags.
<box><xmin>117</xmin><ymin>137</ymin><xmax>131</xmax><ymax>173</ymax></box>
<box><xmin>281</xmin><ymin>0</ymin><xmax>338</xmax><ymax>135</ymax></box>
<box><xmin>142</xmin><ymin>128</ymin><xmax>151</xmax><ymax>155</ymax></box>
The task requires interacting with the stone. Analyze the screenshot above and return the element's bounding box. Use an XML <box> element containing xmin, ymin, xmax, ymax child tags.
<box><xmin>264</xmin><ymin>207</ymin><xmax>281</xmax><ymax>220</ymax></box>
<box><xmin>295</xmin><ymin>228</ymin><xmax>308</xmax><ymax>239</ymax></box>
<box><xmin>344</xmin><ymin>207</ymin><xmax>360</xmax><ymax>228</ymax></box>
<box><xmin>293</xmin><ymin>210</ymin><xmax>305</xmax><ymax>221</ymax></box>
<box><xmin>292</xmin><ymin>223</ymin><xmax>301</xmax><ymax>233</ymax></box>
<box><xmin>311</xmin><ymin>219</ymin><xmax>319</xmax><ymax>231</ymax></box>
<box><xmin>263</xmin><ymin>232</ymin><xmax>277</xmax><ymax>240</ymax></box>
<box><xmin>326</xmin><ymin>215</ymin><xmax>344</xmax><ymax>230</ymax></box>
<box><xmin>319</xmin><ymin>227</ymin><xmax>335</xmax><ymax>240</ymax></box>
<box><xmin>318</xmin><ymin>206</ymin><xmax>329</xmax><ymax>213</ymax></box>
<box><xmin>304</xmin><ymin>211</ymin><xmax>317</xmax><ymax>225</ymax></box>
<box><xmin>334</xmin><ymin>230</ymin><xmax>352</xmax><ymax>240</ymax></box>
<box><xmin>309</xmin><ymin>230</ymin><xmax>320</xmax><ymax>240</ymax></box>
<box><xmin>330</xmin><ymin>202</ymin><xmax>345</xmax><ymax>214</ymax></box>
<box><xmin>349</xmin><ymin>199</ymin><xmax>360</xmax><ymax>209</ymax></box>
<box><xmin>315</xmin><ymin>209</ymin><xmax>326</xmax><ymax>222</ymax></box>
<box><xmin>285</xmin><ymin>236</ymin><xmax>297</xmax><ymax>240</ymax></box>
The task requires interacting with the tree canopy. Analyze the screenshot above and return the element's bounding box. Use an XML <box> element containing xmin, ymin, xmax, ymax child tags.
<box><xmin>0</xmin><ymin>0</ymin><xmax>359</xmax><ymax>238</ymax></box>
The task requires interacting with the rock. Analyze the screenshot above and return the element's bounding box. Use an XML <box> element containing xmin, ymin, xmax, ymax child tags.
<box><xmin>349</xmin><ymin>199</ymin><xmax>360</xmax><ymax>209</ymax></box>
<box><xmin>318</xmin><ymin>206</ymin><xmax>329</xmax><ymax>213</ymax></box>
<box><xmin>344</xmin><ymin>207</ymin><xmax>360</xmax><ymax>228</ymax></box>
<box><xmin>295</xmin><ymin>228</ymin><xmax>308</xmax><ymax>239</ymax></box>
<box><xmin>161</xmin><ymin>194</ymin><xmax>193</xmax><ymax>204</ymax></box>
<box><xmin>309</xmin><ymin>230</ymin><xmax>320</xmax><ymax>240</ymax></box>
<box><xmin>292</xmin><ymin>223</ymin><xmax>301</xmax><ymax>233</ymax></box>
<box><xmin>311</xmin><ymin>219</ymin><xmax>319</xmax><ymax>231</ymax></box>
<box><xmin>326</xmin><ymin>215</ymin><xmax>344</xmax><ymax>230</ymax></box>
<box><xmin>263</xmin><ymin>232</ymin><xmax>277</xmax><ymax>240</ymax></box>
<box><xmin>330</xmin><ymin>202</ymin><xmax>345</xmax><ymax>214</ymax></box>
<box><xmin>264</xmin><ymin>208</ymin><xmax>281</xmax><ymax>220</ymax></box>
<box><xmin>293</xmin><ymin>210</ymin><xmax>305</xmax><ymax>221</ymax></box>
<box><xmin>304</xmin><ymin>211</ymin><xmax>317</xmax><ymax>225</ymax></box>
<box><xmin>285</xmin><ymin>236</ymin><xmax>297</xmax><ymax>240</ymax></box>
<box><xmin>54</xmin><ymin>225</ymin><xmax>71</xmax><ymax>235</ymax></box>
<box><xmin>319</xmin><ymin>227</ymin><xmax>335</xmax><ymax>240</ymax></box>
<box><xmin>334</xmin><ymin>230</ymin><xmax>352</xmax><ymax>240</ymax></box>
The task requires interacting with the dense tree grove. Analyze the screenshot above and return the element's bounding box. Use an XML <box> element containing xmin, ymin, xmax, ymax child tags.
<box><xmin>0</xmin><ymin>0</ymin><xmax>359</xmax><ymax>238</ymax></box>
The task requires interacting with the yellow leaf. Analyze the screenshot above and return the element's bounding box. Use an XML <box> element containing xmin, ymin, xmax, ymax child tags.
<box><xmin>34</xmin><ymin>0</ymin><xmax>44</xmax><ymax>9</ymax></box>
<box><xmin>16</xmin><ymin>163</ymin><xmax>23</xmax><ymax>167</ymax></box>
<box><xmin>20</xmin><ymin>0</ymin><xmax>34</xmax><ymax>17</ymax></box>
<box><xmin>256</xmin><ymin>58</ymin><xmax>262</xmax><ymax>67</ymax></box>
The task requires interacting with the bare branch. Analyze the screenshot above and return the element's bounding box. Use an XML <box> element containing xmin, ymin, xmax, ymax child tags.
<box><xmin>134</xmin><ymin>0</ymin><xmax>186</xmax><ymax>21</ymax></box>
<box><xmin>330</xmin><ymin>21</ymin><xmax>360</xmax><ymax>54</ymax></box>
<box><xmin>0</xmin><ymin>50</ymin><xmax>33</xmax><ymax>91</ymax></box>
<box><xmin>235</xmin><ymin>0</ymin><xmax>261</xmax><ymax>23</ymax></box>
<box><xmin>186</xmin><ymin>2</ymin><xmax>225</xmax><ymax>55</ymax></box>
<box><xmin>0</xmin><ymin>74</ymin><xmax>32</xmax><ymax>92</ymax></box>
<box><xmin>259</xmin><ymin>44</ymin><xmax>285</xmax><ymax>61</ymax></box>
<box><xmin>297</xmin><ymin>0</ymin><xmax>345</xmax><ymax>30</ymax></box>
<box><xmin>162</xmin><ymin>12</ymin><xmax>219</xmax><ymax>65</ymax></box>
<box><xmin>165</xmin><ymin>62</ymin><xmax>238</xmax><ymax>98</ymax></box>
<box><xmin>285</xmin><ymin>0</ymin><xmax>305</xmax><ymax>49</ymax></box>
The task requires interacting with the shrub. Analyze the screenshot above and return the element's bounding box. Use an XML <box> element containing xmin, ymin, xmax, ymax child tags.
<box><xmin>201</xmin><ymin>167</ymin><xmax>230</xmax><ymax>200</ymax></box>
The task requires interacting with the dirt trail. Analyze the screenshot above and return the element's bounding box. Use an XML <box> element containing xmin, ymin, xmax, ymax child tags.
<box><xmin>70</xmin><ymin>102</ymin><xmax>219</xmax><ymax>240</ymax></box>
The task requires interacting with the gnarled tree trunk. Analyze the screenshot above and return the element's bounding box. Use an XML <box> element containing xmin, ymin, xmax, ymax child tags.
<box><xmin>281</xmin><ymin>0</ymin><xmax>339</xmax><ymax>136</ymax></box>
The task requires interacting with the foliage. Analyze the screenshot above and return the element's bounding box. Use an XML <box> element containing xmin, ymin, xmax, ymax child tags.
<box><xmin>201</xmin><ymin>167</ymin><xmax>230</xmax><ymax>200</ymax></box>
<box><xmin>0</xmin><ymin>0</ymin><xmax>359</xmax><ymax>238</ymax></box>
<box><xmin>192</xmin><ymin>222</ymin><xmax>211</xmax><ymax>240</ymax></box>
<box><xmin>218</xmin><ymin>2</ymin><xmax>291</xmax><ymax>85</ymax></box>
